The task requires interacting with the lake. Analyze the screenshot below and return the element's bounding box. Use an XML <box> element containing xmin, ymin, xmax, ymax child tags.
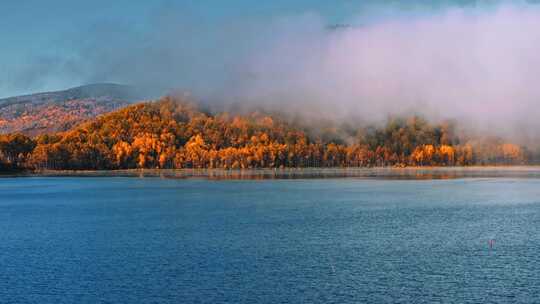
<box><xmin>1</xmin><ymin>175</ymin><xmax>540</xmax><ymax>303</ymax></box>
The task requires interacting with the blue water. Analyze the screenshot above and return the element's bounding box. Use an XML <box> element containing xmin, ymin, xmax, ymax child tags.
<box><xmin>1</xmin><ymin>177</ymin><xmax>540</xmax><ymax>303</ymax></box>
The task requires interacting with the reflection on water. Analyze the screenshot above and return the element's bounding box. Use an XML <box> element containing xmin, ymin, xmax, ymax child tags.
<box><xmin>10</xmin><ymin>166</ymin><xmax>540</xmax><ymax>180</ymax></box>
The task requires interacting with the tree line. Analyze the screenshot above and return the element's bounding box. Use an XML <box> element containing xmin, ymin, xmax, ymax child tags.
<box><xmin>0</xmin><ymin>97</ymin><xmax>530</xmax><ymax>171</ymax></box>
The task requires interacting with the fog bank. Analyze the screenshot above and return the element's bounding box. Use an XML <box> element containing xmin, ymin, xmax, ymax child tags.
<box><xmin>8</xmin><ymin>2</ymin><xmax>540</xmax><ymax>142</ymax></box>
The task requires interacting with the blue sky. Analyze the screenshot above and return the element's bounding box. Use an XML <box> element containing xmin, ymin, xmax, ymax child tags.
<box><xmin>0</xmin><ymin>0</ymin><xmax>347</xmax><ymax>96</ymax></box>
<box><xmin>0</xmin><ymin>0</ymin><xmax>532</xmax><ymax>97</ymax></box>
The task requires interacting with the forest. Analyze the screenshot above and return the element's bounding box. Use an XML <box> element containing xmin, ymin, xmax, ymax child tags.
<box><xmin>0</xmin><ymin>96</ymin><xmax>531</xmax><ymax>171</ymax></box>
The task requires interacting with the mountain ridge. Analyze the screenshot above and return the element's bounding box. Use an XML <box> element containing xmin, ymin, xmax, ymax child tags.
<box><xmin>0</xmin><ymin>83</ymin><xmax>145</xmax><ymax>136</ymax></box>
<box><xmin>0</xmin><ymin>83</ymin><xmax>141</xmax><ymax>107</ymax></box>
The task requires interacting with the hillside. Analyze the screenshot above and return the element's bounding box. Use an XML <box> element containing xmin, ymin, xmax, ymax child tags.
<box><xmin>0</xmin><ymin>96</ymin><xmax>531</xmax><ymax>171</ymax></box>
<box><xmin>0</xmin><ymin>83</ymin><xmax>143</xmax><ymax>136</ymax></box>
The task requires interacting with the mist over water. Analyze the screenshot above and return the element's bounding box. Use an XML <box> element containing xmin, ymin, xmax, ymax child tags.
<box><xmin>221</xmin><ymin>4</ymin><xmax>540</xmax><ymax>139</ymax></box>
<box><xmin>6</xmin><ymin>2</ymin><xmax>540</xmax><ymax>142</ymax></box>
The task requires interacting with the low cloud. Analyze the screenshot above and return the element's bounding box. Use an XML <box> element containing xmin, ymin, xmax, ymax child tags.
<box><xmin>5</xmin><ymin>2</ymin><xmax>540</xmax><ymax>143</ymax></box>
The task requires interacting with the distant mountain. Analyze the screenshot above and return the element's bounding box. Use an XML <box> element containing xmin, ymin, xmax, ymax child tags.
<box><xmin>0</xmin><ymin>83</ymin><xmax>144</xmax><ymax>136</ymax></box>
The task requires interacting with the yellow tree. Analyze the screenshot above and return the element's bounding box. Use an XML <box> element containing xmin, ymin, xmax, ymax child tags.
<box><xmin>501</xmin><ymin>143</ymin><xmax>523</xmax><ymax>164</ymax></box>
<box><xmin>132</xmin><ymin>133</ymin><xmax>160</xmax><ymax>168</ymax></box>
<box><xmin>438</xmin><ymin>145</ymin><xmax>455</xmax><ymax>166</ymax></box>
<box><xmin>185</xmin><ymin>134</ymin><xmax>208</xmax><ymax>168</ymax></box>
<box><xmin>112</xmin><ymin>141</ymin><xmax>133</xmax><ymax>168</ymax></box>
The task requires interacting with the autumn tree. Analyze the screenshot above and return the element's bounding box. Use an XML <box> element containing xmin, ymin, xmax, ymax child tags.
<box><xmin>0</xmin><ymin>96</ymin><xmax>529</xmax><ymax>171</ymax></box>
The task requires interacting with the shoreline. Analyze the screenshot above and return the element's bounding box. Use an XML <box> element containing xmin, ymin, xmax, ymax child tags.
<box><xmin>4</xmin><ymin>166</ymin><xmax>540</xmax><ymax>180</ymax></box>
